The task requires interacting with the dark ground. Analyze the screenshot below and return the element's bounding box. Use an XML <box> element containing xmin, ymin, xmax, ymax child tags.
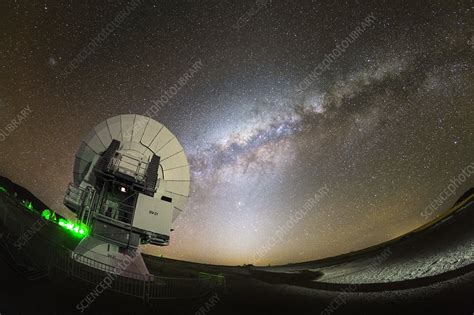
<box><xmin>0</xmin><ymin>177</ymin><xmax>473</xmax><ymax>315</ymax></box>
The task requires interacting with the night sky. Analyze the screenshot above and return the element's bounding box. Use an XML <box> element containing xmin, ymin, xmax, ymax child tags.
<box><xmin>0</xmin><ymin>1</ymin><xmax>472</xmax><ymax>266</ymax></box>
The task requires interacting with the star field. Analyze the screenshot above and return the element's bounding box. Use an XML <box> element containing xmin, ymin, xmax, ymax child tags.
<box><xmin>0</xmin><ymin>1</ymin><xmax>472</xmax><ymax>265</ymax></box>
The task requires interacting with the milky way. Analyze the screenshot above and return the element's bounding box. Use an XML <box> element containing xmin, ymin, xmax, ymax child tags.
<box><xmin>0</xmin><ymin>1</ymin><xmax>472</xmax><ymax>265</ymax></box>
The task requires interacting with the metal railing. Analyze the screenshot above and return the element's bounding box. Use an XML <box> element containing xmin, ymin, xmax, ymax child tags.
<box><xmin>110</xmin><ymin>153</ymin><xmax>148</xmax><ymax>183</ymax></box>
<box><xmin>48</xmin><ymin>247</ymin><xmax>223</xmax><ymax>301</ymax></box>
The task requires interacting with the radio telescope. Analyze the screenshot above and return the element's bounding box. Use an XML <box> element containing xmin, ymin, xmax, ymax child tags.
<box><xmin>64</xmin><ymin>114</ymin><xmax>190</xmax><ymax>278</ymax></box>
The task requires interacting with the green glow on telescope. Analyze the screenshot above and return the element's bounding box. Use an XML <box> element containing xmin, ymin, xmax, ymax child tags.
<box><xmin>41</xmin><ymin>209</ymin><xmax>52</xmax><ymax>220</ymax></box>
<box><xmin>7</xmin><ymin>189</ymin><xmax>89</xmax><ymax>239</ymax></box>
<box><xmin>40</xmin><ymin>209</ymin><xmax>89</xmax><ymax>238</ymax></box>
<box><xmin>58</xmin><ymin>218</ymin><xmax>89</xmax><ymax>237</ymax></box>
<box><xmin>24</xmin><ymin>200</ymin><xmax>34</xmax><ymax>211</ymax></box>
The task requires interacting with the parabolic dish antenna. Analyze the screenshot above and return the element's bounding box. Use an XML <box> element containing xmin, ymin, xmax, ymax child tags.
<box><xmin>64</xmin><ymin>114</ymin><xmax>190</xmax><ymax>278</ymax></box>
